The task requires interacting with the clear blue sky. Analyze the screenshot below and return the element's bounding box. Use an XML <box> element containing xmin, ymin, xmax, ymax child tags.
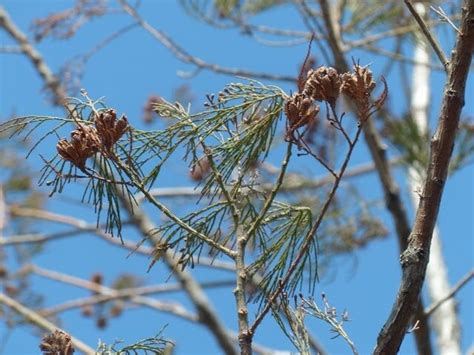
<box><xmin>1</xmin><ymin>1</ymin><xmax>473</xmax><ymax>354</ymax></box>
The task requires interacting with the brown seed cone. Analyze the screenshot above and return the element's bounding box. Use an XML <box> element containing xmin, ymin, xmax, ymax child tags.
<box><xmin>39</xmin><ymin>330</ymin><xmax>75</xmax><ymax>355</ymax></box>
<box><xmin>96</xmin><ymin>316</ymin><xmax>107</xmax><ymax>329</ymax></box>
<box><xmin>284</xmin><ymin>93</ymin><xmax>319</xmax><ymax>132</ymax></box>
<box><xmin>341</xmin><ymin>65</ymin><xmax>376</xmax><ymax>101</ymax></box>
<box><xmin>94</xmin><ymin>109</ymin><xmax>129</xmax><ymax>152</ymax></box>
<box><xmin>91</xmin><ymin>272</ymin><xmax>103</xmax><ymax>285</ymax></box>
<box><xmin>341</xmin><ymin>65</ymin><xmax>377</xmax><ymax>120</ymax></box>
<box><xmin>304</xmin><ymin>66</ymin><xmax>342</xmax><ymax>107</ymax></box>
<box><xmin>56</xmin><ymin>125</ymin><xmax>100</xmax><ymax>169</ymax></box>
<box><xmin>189</xmin><ymin>156</ymin><xmax>211</xmax><ymax>181</ymax></box>
<box><xmin>81</xmin><ymin>305</ymin><xmax>94</xmax><ymax>317</ymax></box>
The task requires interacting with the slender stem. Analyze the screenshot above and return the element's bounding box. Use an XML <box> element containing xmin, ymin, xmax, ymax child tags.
<box><xmin>111</xmin><ymin>156</ymin><xmax>236</xmax><ymax>258</ymax></box>
<box><xmin>234</xmin><ymin>231</ymin><xmax>251</xmax><ymax>354</ymax></box>
<box><xmin>245</xmin><ymin>142</ymin><xmax>292</xmax><ymax>241</ymax></box>
<box><xmin>138</xmin><ymin>184</ymin><xmax>236</xmax><ymax>257</ymax></box>
<box><xmin>425</xmin><ymin>269</ymin><xmax>474</xmax><ymax>317</ymax></box>
<box><xmin>404</xmin><ymin>0</ymin><xmax>449</xmax><ymax>72</ymax></box>
<box><xmin>30</xmin><ymin>264</ymin><xmax>198</xmax><ymax>322</ymax></box>
<box><xmin>118</xmin><ymin>0</ymin><xmax>296</xmax><ymax>82</ymax></box>
<box><xmin>249</xmin><ymin>125</ymin><xmax>364</xmax><ymax>336</ymax></box>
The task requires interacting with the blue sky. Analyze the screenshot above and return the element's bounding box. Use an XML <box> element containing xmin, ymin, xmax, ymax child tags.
<box><xmin>1</xmin><ymin>1</ymin><xmax>473</xmax><ymax>354</ymax></box>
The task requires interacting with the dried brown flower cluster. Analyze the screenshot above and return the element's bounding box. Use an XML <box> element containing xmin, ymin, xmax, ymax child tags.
<box><xmin>94</xmin><ymin>109</ymin><xmax>129</xmax><ymax>152</ymax></box>
<box><xmin>284</xmin><ymin>93</ymin><xmax>319</xmax><ymax>138</ymax></box>
<box><xmin>341</xmin><ymin>65</ymin><xmax>387</xmax><ymax>120</ymax></box>
<box><xmin>56</xmin><ymin>125</ymin><xmax>100</xmax><ymax>170</ymax></box>
<box><xmin>39</xmin><ymin>330</ymin><xmax>75</xmax><ymax>355</ymax></box>
<box><xmin>305</xmin><ymin>66</ymin><xmax>342</xmax><ymax>108</ymax></box>
<box><xmin>57</xmin><ymin>109</ymin><xmax>129</xmax><ymax>169</ymax></box>
<box><xmin>284</xmin><ymin>64</ymin><xmax>387</xmax><ymax>142</ymax></box>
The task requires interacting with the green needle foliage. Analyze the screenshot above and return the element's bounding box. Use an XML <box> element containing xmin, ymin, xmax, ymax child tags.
<box><xmin>248</xmin><ymin>201</ymin><xmax>315</xmax><ymax>300</ymax></box>
<box><xmin>0</xmin><ymin>63</ymin><xmax>387</xmax><ymax>313</ymax></box>
<box><xmin>96</xmin><ymin>328</ymin><xmax>173</xmax><ymax>355</ymax></box>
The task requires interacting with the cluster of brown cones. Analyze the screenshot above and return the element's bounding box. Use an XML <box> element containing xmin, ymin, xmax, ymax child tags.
<box><xmin>56</xmin><ymin>109</ymin><xmax>128</xmax><ymax>169</ymax></box>
<box><xmin>285</xmin><ymin>64</ymin><xmax>387</xmax><ymax>140</ymax></box>
<box><xmin>39</xmin><ymin>330</ymin><xmax>74</xmax><ymax>355</ymax></box>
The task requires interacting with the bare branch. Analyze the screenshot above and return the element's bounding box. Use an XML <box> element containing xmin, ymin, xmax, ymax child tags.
<box><xmin>117</xmin><ymin>0</ymin><xmax>296</xmax><ymax>83</ymax></box>
<box><xmin>29</xmin><ymin>264</ymin><xmax>198</xmax><ymax>322</ymax></box>
<box><xmin>404</xmin><ymin>0</ymin><xmax>449</xmax><ymax>72</ymax></box>
<box><xmin>39</xmin><ymin>280</ymin><xmax>235</xmax><ymax>317</ymax></box>
<box><xmin>374</xmin><ymin>2</ymin><xmax>474</xmax><ymax>352</ymax></box>
<box><xmin>5</xmin><ymin>206</ymin><xmax>237</xmax><ymax>271</ymax></box>
<box><xmin>0</xmin><ymin>6</ymin><xmax>67</xmax><ymax>104</ymax></box>
<box><xmin>425</xmin><ymin>269</ymin><xmax>474</xmax><ymax>317</ymax></box>
<box><xmin>0</xmin><ymin>292</ymin><xmax>94</xmax><ymax>354</ymax></box>
<box><xmin>0</xmin><ymin>45</ymin><xmax>22</xmax><ymax>53</ymax></box>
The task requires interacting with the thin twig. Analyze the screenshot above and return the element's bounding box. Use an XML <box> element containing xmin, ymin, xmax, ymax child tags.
<box><xmin>425</xmin><ymin>269</ymin><xmax>474</xmax><ymax>316</ymax></box>
<box><xmin>404</xmin><ymin>0</ymin><xmax>449</xmax><ymax>72</ymax></box>
<box><xmin>249</xmin><ymin>125</ymin><xmax>364</xmax><ymax>337</ymax></box>
<box><xmin>346</xmin><ymin>15</ymin><xmax>462</xmax><ymax>49</ymax></box>
<box><xmin>117</xmin><ymin>0</ymin><xmax>296</xmax><ymax>83</ymax></box>
<box><xmin>39</xmin><ymin>280</ymin><xmax>235</xmax><ymax>317</ymax></box>
<box><xmin>136</xmin><ymin>157</ymin><xmax>402</xmax><ymax>201</ymax></box>
<box><xmin>430</xmin><ymin>6</ymin><xmax>461</xmax><ymax>34</ymax></box>
<box><xmin>29</xmin><ymin>264</ymin><xmax>198</xmax><ymax>322</ymax></box>
<box><xmin>245</xmin><ymin>143</ymin><xmax>292</xmax><ymax>242</ymax></box>
<box><xmin>5</xmin><ymin>206</ymin><xmax>237</xmax><ymax>271</ymax></box>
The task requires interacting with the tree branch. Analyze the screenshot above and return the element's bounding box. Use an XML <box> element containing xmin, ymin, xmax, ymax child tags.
<box><xmin>29</xmin><ymin>264</ymin><xmax>199</xmax><ymax>322</ymax></box>
<box><xmin>404</xmin><ymin>0</ymin><xmax>449</xmax><ymax>71</ymax></box>
<box><xmin>425</xmin><ymin>269</ymin><xmax>474</xmax><ymax>317</ymax></box>
<box><xmin>374</xmin><ymin>2</ymin><xmax>474</xmax><ymax>353</ymax></box>
<box><xmin>0</xmin><ymin>7</ymin><xmax>238</xmax><ymax>354</ymax></box>
<box><xmin>38</xmin><ymin>280</ymin><xmax>235</xmax><ymax>318</ymax></box>
<box><xmin>408</xmin><ymin>3</ymin><xmax>461</xmax><ymax>353</ymax></box>
<box><xmin>315</xmin><ymin>0</ymin><xmax>436</xmax><ymax>352</ymax></box>
<box><xmin>117</xmin><ymin>0</ymin><xmax>296</xmax><ymax>83</ymax></box>
<box><xmin>0</xmin><ymin>292</ymin><xmax>94</xmax><ymax>354</ymax></box>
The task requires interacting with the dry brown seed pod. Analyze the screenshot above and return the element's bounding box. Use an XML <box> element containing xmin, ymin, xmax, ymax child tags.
<box><xmin>341</xmin><ymin>65</ymin><xmax>376</xmax><ymax>101</ymax></box>
<box><xmin>304</xmin><ymin>66</ymin><xmax>342</xmax><ymax>107</ymax></box>
<box><xmin>284</xmin><ymin>93</ymin><xmax>319</xmax><ymax>133</ymax></box>
<box><xmin>109</xmin><ymin>302</ymin><xmax>123</xmax><ymax>317</ymax></box>
<box><xmin>39</xmin><ymin>330</ymin><xmax>75</xmax><ymax>355</ymax></box>
<box><xmin>91</xmin><ymin>272</ymin><xmax>103</xmax><ymax>285</ymax></box>
<box><xmin>56</xmin><ymin>125</ymin><xmax>100</xmax><ymax>169</ymax></box>
<box><xmin>189</xmin><ymin>156</ymin><xmax>211</xmax><ymax>181</ymax></box>
<box><xmin>81</xmin><ymin>305</ymin><xmax>94</xmax><ymax>317</ymax></box>
<box><xmin>341</xmin><ymin>64</ymin><xmax>386</xmax><ymax>120</ymax></box>
<box><xmin>96</xmin><ymin>316</ymin><xmax>107</xmax><ymax>329</ymax></box>
<box><xmin>94</xmin><ymin>109</ymin><xmax>129</xmax><ymax>152</ymax></box>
